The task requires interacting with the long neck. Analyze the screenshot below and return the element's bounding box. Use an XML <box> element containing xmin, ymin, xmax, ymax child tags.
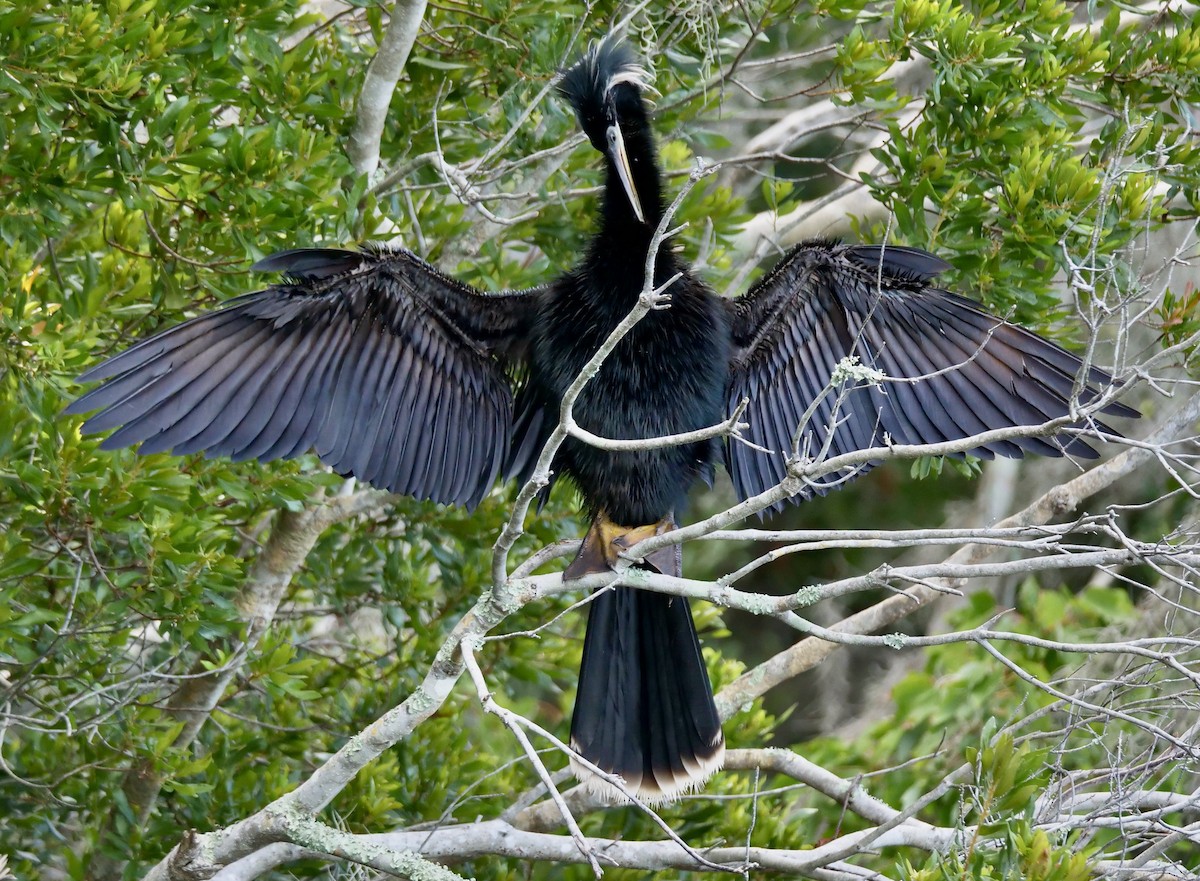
<box><xmin>589</xmin><ymin>105</ymin><xmax>674</xmax><ymax>299</ymax></box>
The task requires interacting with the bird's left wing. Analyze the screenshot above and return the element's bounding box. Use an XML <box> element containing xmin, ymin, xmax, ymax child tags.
<box><xmin>724</xmin><ymin>241</ymin><xmax>1137</xmax><ymax>513</ymax></box>
<box><xmin>64</xmin><ymin>245</ymin><xmax>539</xmax><ymax>508</ymax></box>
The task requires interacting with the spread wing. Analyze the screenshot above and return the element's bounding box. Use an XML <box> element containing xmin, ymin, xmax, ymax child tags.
<box><xmin>725</xmin><ymin>241</ymin><xmax>1137</xmax><ymax>513</ymax></box>
<box><xmin>64</xmin><ymin>245</ymin><xmax>540</xmax><ymax>509</ymax></box>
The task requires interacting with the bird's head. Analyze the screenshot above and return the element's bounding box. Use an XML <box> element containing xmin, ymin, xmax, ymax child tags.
<box><xmin>559</xmin><ymin>36</ymin><xmax>652</xmax><ymax>224</ymax></box>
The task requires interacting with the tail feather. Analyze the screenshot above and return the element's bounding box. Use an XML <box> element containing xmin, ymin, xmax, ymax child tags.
<box><xmin>569</xmin><ymin>582</ymin><xmax>725</xmax><ymax>801</ymax></box>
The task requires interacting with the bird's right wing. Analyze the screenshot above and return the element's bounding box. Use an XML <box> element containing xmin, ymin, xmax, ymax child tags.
<box><xmin>64</xmin><ymin>246</ymin><xmax>540</xmax><ymax>508</ymax></box>
<box><xmin>725</xmin><ymin>241</ymin><xmax>1137</xmax><ymax>513</ymax></box>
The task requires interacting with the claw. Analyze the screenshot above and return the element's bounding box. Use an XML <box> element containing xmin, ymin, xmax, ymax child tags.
<box><xmin>565</xmin><ymin>512</ymin><xmax>679</xmax><ymax>580</ymax></box>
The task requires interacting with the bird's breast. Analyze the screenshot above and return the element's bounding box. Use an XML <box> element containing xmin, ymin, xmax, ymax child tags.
<box><xmin>527</xmin><ymin>280</ymin><xmax>731</xmax><ymax>523</ymax></box>
<box><xmin>532</xmin><ymin>284</ymin><xmax>731</xmax><ymax>437</ymax></box>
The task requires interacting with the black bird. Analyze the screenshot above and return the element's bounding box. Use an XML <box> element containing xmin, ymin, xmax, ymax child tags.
<box><xmin>64</xmin><ymin>37</ymin><xmax>1136</xmax><ymax>800</ymax></box>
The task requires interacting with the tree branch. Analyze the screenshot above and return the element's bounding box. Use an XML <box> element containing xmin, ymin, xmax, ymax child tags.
<box><xmin>347</xmin><ymin>0</ymin><xmax>429</xmax><ymax>178</ymax></box>
<box><xmin>206</xmin><ymin>817</ymin><xmax>948</xmax><ymax>879</ymax></box>
<box><xmin>714</xmin><ymin>392</ymin><xmax>1200</xmax><ymax>718</ymax></box>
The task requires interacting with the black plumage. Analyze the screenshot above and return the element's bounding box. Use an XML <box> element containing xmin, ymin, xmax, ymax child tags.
<box><xmin>64</xmin><ymin>36</ymin><xmax>1135</xmax><ymax>800</ymax></box>
<box><xmin>69</xmin><ymin>246</ymin><xmax>532</xmax><ymax>508</ymax></box>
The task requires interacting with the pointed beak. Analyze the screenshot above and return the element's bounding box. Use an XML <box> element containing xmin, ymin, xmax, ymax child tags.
<box><xmin>606</xmin><ymin>124</ymin><xmax>645</xmax><ymax>224</ymax></box>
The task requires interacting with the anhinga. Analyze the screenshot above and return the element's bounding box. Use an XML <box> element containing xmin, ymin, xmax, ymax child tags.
<box><xmin>65</xmin><ymin>38</ymin><xmax>1136</xmax><ymax>800</ymax></box>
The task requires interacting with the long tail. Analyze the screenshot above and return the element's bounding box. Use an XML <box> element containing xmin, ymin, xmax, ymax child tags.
<box><xmin>569</xmin><ymin>575</ymin><xmax>725</xmax><ymax>800</ymax></box>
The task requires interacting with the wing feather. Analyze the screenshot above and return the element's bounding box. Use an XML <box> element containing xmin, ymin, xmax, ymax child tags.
<box><xmin>223</xmin><ymin>319</ymin><xmax>326</xmax><ymax>461</ymax></box>
<box><xmin>473</xmin><ymin>391</ymin><xmax>504</xmax><ymax>506</ymax></box>
<box><xmin>74</xmin><ymin>306</ymin><xmax>254</xmax><ymax>386</ymax></box>
<box><xmin>897</xmin><ymin>299</ymin><xmax>1086</xmax><ymax>457</ymax></box>
<box><xmin>65</xmin><ymin>246</ymin><xmax>538</xmax><ymax>507</ymax></box>
<box><xmin>921</xmin><ymin>310</ymin><xmax>1075</xmax><ymax>451</ymax></box>
<box><xmin>203</xmin><ymin>323</ymin><xmax>309</xmax><ymax>458</ymax></box>
<box><xmin>868</xmin><ymin>319</ymin><xmax>959</xmax><ymax>448</ymax></box>
<box><xmin>393</xmin><ymin>346</ymin><xmax>439</xmax><ymax>495</ymax></box>
<box><xmin>725</xmin><ymin>240</ymin><xmax>1135</xmax><ymax>508</ymax></box>
<box><xmin>78</xmin><ymin>315</ymin><xmax>256</xmax><ymax>435</ymax></box>
<box><xmin>165</xmin><ymin>325</ymin><xmax>292</xmax><ymax>456</ymax></box>
<box><xmin>880</xmin><ymin>307</ymin><xmax>1027</xmax><ymax>453</ymax></box>
<box><xmin>414</xmin><ymin>378</ymin><xmax>451</xmax><ymax>500</ymax></box>
<box><xmin>100</xmin><ymin>321</ymin><xmax>266</xmax><ymax>452</ymax></box>
<box><xmin>314</xmin><ymin>316</ymin><xmax>372</xmax><ymax>460</ymax></box>
<box><xmin>258</xmin><ymin>316</ymin><xmax>353</xmax><ymax>461</ymax></box>
<box><xmin>319</xmin><ymin>316</ymin><xmax>388</xmax><ymax>469</ymax></box>
<box><xmin>352</xmin><ymin>330</ymin><xmax>406</xmax><ymax>485</ymax></box>
<box><xmin>443</xmin><ymin>383</ymin><xmax>473</xmax><ymax>506</ymax></box>
<box><xmin>373</xmin><ymin>343</ymin><xmax>421</xmax><ymax>490</ymax></box>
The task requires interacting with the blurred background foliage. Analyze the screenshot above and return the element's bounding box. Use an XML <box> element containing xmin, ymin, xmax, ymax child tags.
<box><xmin>1</xmin><ymin>0</ymin><xmax>1197</xmax><ymax>878</ymax></box>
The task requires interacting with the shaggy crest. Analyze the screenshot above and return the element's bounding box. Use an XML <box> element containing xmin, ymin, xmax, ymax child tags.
<box><xmin>558</xmin><ymin>35</ymin><xmax>652</xmax><ymax>116</ymax></box>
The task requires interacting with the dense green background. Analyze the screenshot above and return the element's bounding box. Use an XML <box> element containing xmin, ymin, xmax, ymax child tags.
<box><xmin>2</xmin><ymin>1</ymin><xmax>1198</xmax><ymax>878</ymax></box>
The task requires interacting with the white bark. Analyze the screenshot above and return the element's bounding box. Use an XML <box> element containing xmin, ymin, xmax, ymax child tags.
<box><xmin>347</xmin><ymin>0</ymin><xmax>429</xmax><ymax>178</ymax></box>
